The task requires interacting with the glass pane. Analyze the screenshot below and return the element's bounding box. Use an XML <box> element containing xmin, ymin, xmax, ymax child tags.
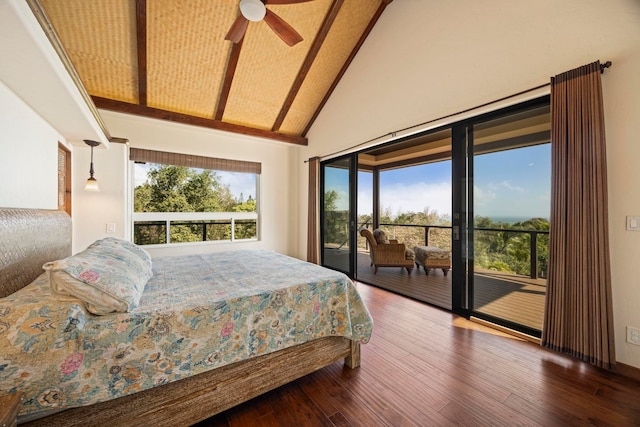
<box><xmin>471</xmin><ymin>105</ymin><xmax>551</xmax><ymax>332</ymax></box>
<box><xmin>205</xmin><ymin>220</ymin><xmax>232</xmax><ymax>241</ymax></box>
<box><xmin>323</xmin><ymin>157</ymin><xmax>351</xmax><ymax>273</ymax></box>
<box><xmin>357</xmin><ymin>169</ymin><xmax>373</xmax><ymax>255</ymax></box>
<box><xmin>134</xmin><ymin>221</ymin><xmax>167</xmax><ymax>245</ymax></box>
<box><xmin>234</xmin><ymin>219</ymin><xmax>257</xmax><ymax>239</ymax></box>
<box><xmin>133</xmin><ymin>163</ymin><xmax>257</xmax><ymax>213</ymax></box>
<box><xmin>355</xmin><ymin>129</ymin><xmax>453</xmax><ymax>310</ymax></box>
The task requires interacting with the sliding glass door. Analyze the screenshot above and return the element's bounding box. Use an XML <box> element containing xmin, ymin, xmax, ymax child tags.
<box><xmin>453</xmin><ymin>98</ymin><xmax>551</xmax><ymax>336</ymax></box>
<box><xmin>320</xmin><ymin>155</ymin><xmax>357</xmax><ymax>276</ymax></box>
<box><xmin>316</xmin><ymin>97</ymin><xmax>550</xmax><ymax>337</ymax></box>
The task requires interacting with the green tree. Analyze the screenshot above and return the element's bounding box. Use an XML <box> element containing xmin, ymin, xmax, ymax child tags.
<box><xmin>232</xmin><ymin>195</ymin><xmax>257</xmax><ymax>212</ymax></box>
<box><xmin>324</xmin><ymin>190</ymin><xmax>347</xmax><ymax>246</ymax></box>
<box><xmin>134</xmin><ymin>165</ymin><xmax>253</xmax><ymax>244</ymax></box>
<box><xmin>136</xmin><ymin>165</ymin><xmax>236</xmax><ymax>213</ymax></box>
<box><xmin>473</xmin><ymin>216</ymin><xmax>550</xmax><ymax>276</ymax></box>
<box><xmin>232</xmin><ymin>196</ymin><xmax>258</xmax><ymax>239</ymax></box>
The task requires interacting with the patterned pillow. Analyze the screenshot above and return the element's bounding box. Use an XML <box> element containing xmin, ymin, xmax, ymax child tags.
<box><xmin>373</xmin><ymin>229</ymin><xmax>389</xmax><ymax>244</ymax></box>
<box><xmin>89</xmin><ymin>237</ymin><xmax>152</xmax><ymax>270</ymax></box>
<box><xmin>43</xmin><ymin>241</ymin><xmax>152</xmax><ymax>315</ymax></box>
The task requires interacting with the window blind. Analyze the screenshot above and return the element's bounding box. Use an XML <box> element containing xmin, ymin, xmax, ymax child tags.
<box><xmin>130</xmin><ymin>148</ymin><xmax>261</xmax><ymax>174</ymax></box>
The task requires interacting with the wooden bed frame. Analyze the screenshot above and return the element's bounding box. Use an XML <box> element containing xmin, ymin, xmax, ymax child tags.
<box><xmin>0</xmin><ymin>208</ymin><xmax>360</xmax><ymax>426</ymax></box>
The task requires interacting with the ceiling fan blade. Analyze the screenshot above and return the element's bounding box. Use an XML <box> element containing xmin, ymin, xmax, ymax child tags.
<box><xmin>225</xmin><ymin>14</ymin><xmax>249</xmax><ymax>43</ymax></box>
<box><xmin>266</xmin><ymin>0</ymin><xmax>314</xmax><ymax>4</ymax></box>
<box><xmin>264</xmin><ymin>9</ymin><xmax>303</xmax><ymax>46</ymax></box>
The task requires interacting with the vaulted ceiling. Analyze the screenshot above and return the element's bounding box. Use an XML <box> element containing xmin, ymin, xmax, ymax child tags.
<box><xmin>34</xmin><ymin>0</ymin><xmax>393</xmax><ymax>145</ymax></box>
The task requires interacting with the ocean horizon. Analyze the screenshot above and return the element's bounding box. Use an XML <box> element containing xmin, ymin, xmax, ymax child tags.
<box><xmin>487</xmin><ymin>216</ymin><xmax>549</xmax><ymax>224</ymax></box>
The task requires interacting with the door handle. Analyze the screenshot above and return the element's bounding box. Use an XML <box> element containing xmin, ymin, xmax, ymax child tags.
<box><xmin>453</xmin><ymin>225</ymin><xmax>460</xmax><ymax>240</ymax></box>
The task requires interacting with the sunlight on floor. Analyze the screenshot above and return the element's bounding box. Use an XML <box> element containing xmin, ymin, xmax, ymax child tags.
<box><xmin>452</xmin><ymin>316</ymin><xmax>538</xmax><ymax>343</ymax></box>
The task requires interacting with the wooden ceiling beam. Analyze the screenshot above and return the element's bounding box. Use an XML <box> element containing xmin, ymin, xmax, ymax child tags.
<box><xmin>135</xmin><ymin>0</ymin><xmax>147</xmax><ymax>106</ymax></box>
<box><xmin>215</xmin><ymin>38</ymin><xmax>244</xmax><ymax>121</ymax></box>
<box><xmin>93</xmin><ymin>96</ymin><xmax>308</xmax><ymax>145</ymax></box>
<box><xmin>302</xmin><ymin>0</ymin><xmax>393</xmax><ymax>136</ymax></box>
<box><xmin>271</xmin><ymin>0</ymin><xmax>344</xmax><ymax>132</ymax></box>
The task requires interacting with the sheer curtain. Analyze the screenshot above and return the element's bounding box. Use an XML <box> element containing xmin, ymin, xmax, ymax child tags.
<box><xmin>542</xmin><ymin>61</ymin><xmax>615</xmax><ymax>369</ymax></box>
<box><xmin>307</xmin><ymin>157</ymin><xmax>320</xmax><ymax>264</ymax></box>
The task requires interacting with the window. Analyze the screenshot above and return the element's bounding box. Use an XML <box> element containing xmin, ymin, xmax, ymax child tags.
<box><xmin>130</xmin><ymin>148</ymin><xmax>260</xmax><ymax>246</ymax></box>
<box><xmin>58</xmin><ymin>143</ymin><xmax>71</xmax><ymax>215</ymax></box>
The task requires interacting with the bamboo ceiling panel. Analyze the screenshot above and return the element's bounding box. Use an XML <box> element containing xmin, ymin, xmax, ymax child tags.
<box><xmin>280</xmin><ymin>0</ymin><xmax>381</xmax><ymax>135</ymax></box>
<box><xmin>222</xmin><ymin>0</ymin><xmax>332</xmax><ymax>130</ymax></box>
<box><xmin>40</xmin><ymin>0</ymin><xmax>138</xmax><ymax>104</ymax></box>
<box><xmin>147</xmin><ymin>0</ymin><xmax>236</xmax><ymax>118</ymax></box>
<box><xmin>34</xmin><ymin>0</ymin><xmax>392</xmax><ymax>144</ymax></box>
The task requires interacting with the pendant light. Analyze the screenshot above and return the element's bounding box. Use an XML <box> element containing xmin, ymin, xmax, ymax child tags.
<box><xmin>84</xmin><ymin>139</ymin><xmax>101</xmax><ymax>191</ymax></box>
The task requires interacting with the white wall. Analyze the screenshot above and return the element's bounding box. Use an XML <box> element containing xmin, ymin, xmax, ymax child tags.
<box><xmin>0</xmin><ymin>0</ymin><xmax>108</xmax><ymax>146</ymax></box>
<box><xmin>0</xmin><ymin>80</ymin><xmax>66</xmax><ymax>209</ymax></box>
<box><xmin>84</xmin><ymin>110</ymin><xmax>295</xmax><ymax>258</ymax></box>
<box><xmin>295</xmin><ymin>0</ymin><xmax>640</xmax><ymax>368</ymax></box>
<box><xmin>72</xmin><ymin>142</ymin><xmax>129</xmax><ymax>252</ymax></box>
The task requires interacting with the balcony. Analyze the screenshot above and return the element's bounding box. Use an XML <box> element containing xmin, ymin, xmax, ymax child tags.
<box><xmin>356</xmin><ymin>223</ymin><xmax>548</xmax><ymax>331</ymax></box>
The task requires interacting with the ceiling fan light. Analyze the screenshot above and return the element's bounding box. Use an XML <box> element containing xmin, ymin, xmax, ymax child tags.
<box><xmin>239</xmin><ymin>0</ymin><xmax>266</xmax><ymax>22</ymax></box>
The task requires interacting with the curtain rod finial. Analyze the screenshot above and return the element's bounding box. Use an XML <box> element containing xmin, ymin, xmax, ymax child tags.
<box><xmin>600</xmin><ymin>60</ymin><xmax>612</xmax><ymax>73</ymax></box>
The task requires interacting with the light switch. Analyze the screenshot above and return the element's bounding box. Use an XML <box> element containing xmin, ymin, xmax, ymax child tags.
<box><xmin>106</xmin><ymin>223</ymin><xmax>116</xmax><ymax>234</ymax></box>
<box><xmin>626</xmin><ymin>216</ymin><xmax>640</xmax><ymax>231</ymax></box>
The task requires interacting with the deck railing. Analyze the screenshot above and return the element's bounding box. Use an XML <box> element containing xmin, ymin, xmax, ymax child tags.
<box><xmin>132</xmin><ymin>212</ymin><xmax>258</xmax><ymax>245</ymax></box>
<box><xmin>365</xmin><ymin>223</ymin><xmax>549</xmax><ymax>279</ymax></box>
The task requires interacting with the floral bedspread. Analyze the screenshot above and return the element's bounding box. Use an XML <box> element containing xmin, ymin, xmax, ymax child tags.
<box><xmin>0</xmin><ymin>250</ymin><xmax>373</xmax><ymax>417</ymax></box>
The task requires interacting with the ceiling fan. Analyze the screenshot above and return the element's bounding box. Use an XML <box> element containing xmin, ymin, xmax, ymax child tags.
<box><xmin>225</xmin><ymin>0</ymin><xmax>312</xmax><ymax>47</ymax></box>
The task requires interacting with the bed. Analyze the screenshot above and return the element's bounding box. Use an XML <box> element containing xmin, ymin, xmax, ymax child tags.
<box><xmin>0</xmin><ymin>208</ymin><xmax>373</xmax><ymax>426</ymax></box>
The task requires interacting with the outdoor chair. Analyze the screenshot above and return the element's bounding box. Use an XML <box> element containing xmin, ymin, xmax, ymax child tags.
<box><xmin>360</xmin><ymin>228</ymin><xmax>415</xmax><ymax>274</ymax></box>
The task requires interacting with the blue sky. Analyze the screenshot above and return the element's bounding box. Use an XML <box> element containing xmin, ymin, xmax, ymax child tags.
<box><xmin>327</xmin><ymin>143</ymin><xmax>551</xmax><ymax>220</ymax></box>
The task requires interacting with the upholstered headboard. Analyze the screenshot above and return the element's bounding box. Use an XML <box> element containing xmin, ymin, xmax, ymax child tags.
<box><xmin>0</xmin><ymin>208</ymin><xmax>71</xmax><ymax>298</ymax></box>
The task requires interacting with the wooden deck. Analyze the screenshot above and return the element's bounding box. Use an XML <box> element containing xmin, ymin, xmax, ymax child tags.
<box><xmin>356</xmin><ymin>251</ymin><xmax>546</xmax><ymax>331</ymax></box>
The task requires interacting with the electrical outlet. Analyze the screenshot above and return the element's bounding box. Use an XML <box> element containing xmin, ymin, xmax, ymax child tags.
<box><xmin>626</xmin><ymin>216</ymin><xmax>640</xmax><ymax>231</ymax></box>
<box><xmin>627</xmin><ymin>326</ymin><xmax>640</xmax><ymax>345</ymax></box>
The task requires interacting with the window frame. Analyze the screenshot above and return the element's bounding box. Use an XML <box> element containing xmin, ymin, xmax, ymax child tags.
<box><xmin>129</xmin><ymin>149</ymin><xmax>261</xmax><ymax>247</ymax></box>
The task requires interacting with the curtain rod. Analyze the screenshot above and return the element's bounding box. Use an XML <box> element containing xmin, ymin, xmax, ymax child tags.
<box><xmin>600</xmin><ymin>60</ymin><xmax>612</xmax><ymax>73</ymax></box>
<box><xmin>306</xmin><ymin>60</ymin><xmax>612</xmax><ymax>164</ymax></box>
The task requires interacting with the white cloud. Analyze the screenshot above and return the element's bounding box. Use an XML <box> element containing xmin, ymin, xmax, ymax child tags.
<box><xmin>134</xmin><ymin>163</ymin><xmax>151</xmax><ymax>187</ymax></box>
<box><xmin>474</xmin><ymin>185</ymin><xmax>497</xmax><ymax>209</ymax></box>
<box><xmin>379</xmin><ymin>181</ymin><xmax>452</xmax><ymax>218</ymax></box>
<box><xmin>217</xmin><ymin>171</ymin><xmax>256</xmax><ymax>199</ymax></box>
<box><xmin>358</xmin><ymin>191</ymin><xmax>373</xmax><ymax>216</ymax></box>
<box><xmin>500</xmin><ymin>180</ymin><xmax>525</xmax><ymax>192</ymax></box>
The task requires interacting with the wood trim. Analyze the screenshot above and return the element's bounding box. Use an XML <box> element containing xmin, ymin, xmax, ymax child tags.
<box><xmin>135</xmin><ymin>0</ymin><xmax>147</xmax><ymax>106</ymax></box>
<box><xmin>108</xmin><ymin>137</ymin><xmax>130</xmax><ymax>144</ymax></box>
<box><xmin>470</xmin><ymin>316</ymin><xmax>541</xmax><ymax>344</ymax></box>
<box><xmin>616</xmin><ymin>362</ymin><xmax>640</xmax><ymax>382</ymax></box>
<box><xmin>302</xmin><ymin>0</ymin><xmax>392</xmax><ymax>136</ymax></box>
<box><xmin>374</xmin><ymin>151</ymin><xmax>453</xmax><ymax>170</ymax></box>
<box><xmin>215</xmin><ymin>38</ymin><xmax>244</xmax><ymax>121</ymax></box>
<box><xmin>92</xmin><ymin>96</ymin><xmax>308</xmax><ymax>146</ymax></box>
<box><xmin>57</xmin><ymin>143</ymin><xmax>71</xmax><ymax>216</ymax></box>
<box><xmin>23</xmin><ymin>337</ymin><xmax>357</xmax><ymax>427</ymax></box>
<box><xmin>272</xmin><ymin>0</ymin><xmax>344</xmax><ymax>132</ymax></box>
<box><xmin>0</xmin><ymin>392</ymin><xmax>24</xmax><ymax>427</ymax></box>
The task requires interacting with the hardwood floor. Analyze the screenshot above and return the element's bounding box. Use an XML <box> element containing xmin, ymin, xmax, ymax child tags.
<box><xmin>196</xmin><ymin>283</ymin><xmax>640</xmax><ymax>426</ymax></box>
